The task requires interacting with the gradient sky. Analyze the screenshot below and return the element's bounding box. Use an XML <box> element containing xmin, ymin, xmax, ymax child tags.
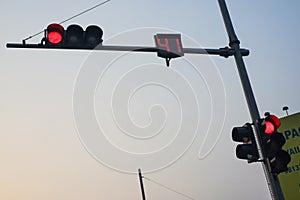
<box><xmin>1</xmin><ymin>0</ymin><xmax>300</xmax><ymax>200</ymax></box>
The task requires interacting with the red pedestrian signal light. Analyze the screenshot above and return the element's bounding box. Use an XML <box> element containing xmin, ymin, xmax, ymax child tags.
<box><xmin>44</xmin><ymin>23</ymin><xmax>103</xmax><ymax>48</ymax></box>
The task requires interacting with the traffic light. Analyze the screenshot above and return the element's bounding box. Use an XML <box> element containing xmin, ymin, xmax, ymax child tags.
<box><xmin>44</xmin><ymin>23</ymin><xmax>103</xmax><ymax>48</ymax></box>
<box><xmin>46</xmin><ymin>23</ymin><xmax>64</xmax><ymax>45</ymax></box>
<box><xmin>232</xmin><ymin>123</ymin><xmax>259</xmax><ymax>162</ymax></box>
<box><xmin>260</xmin><ymin>114</ymin><xmax>291</xmax><ymax>174</ymax></box>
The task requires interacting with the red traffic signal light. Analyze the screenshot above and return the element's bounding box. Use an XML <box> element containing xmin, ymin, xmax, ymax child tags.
<box><xmin>232</xmin><ymin>123</ymin><xmax>259</xmax><ymax>162</ymax></box>
<box><xmin>264</xmin><ymin>114</ymin><xmax>281</xmax><ymax>135</ymax></box>
<box><xmin>44</xmin><ymin>23</ymin><xmax>103</xmax><ymax>48</ymax></box>
<box><xmin>260</xmin><ymin>114</ymin><xmax>291</xmax><ymax>174</ymax></box>
<box><xmin>46</xmin><ymin>23</ymin><xmax>64</xmax><ymax>45</ymax></box>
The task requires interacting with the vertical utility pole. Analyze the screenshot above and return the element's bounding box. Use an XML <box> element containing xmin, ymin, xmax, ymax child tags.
<box><xmin>217</xmin><ymin>0</ymin><xmax>283</xmax><ymax>199</ymax></box>
<box><xmin>138</xmin><ymin>168</ymin><xmax>147</xmax><ymax>200</ymax></box>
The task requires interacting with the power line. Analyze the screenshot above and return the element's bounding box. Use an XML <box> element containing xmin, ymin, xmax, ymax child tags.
<box><xmin>23</xmin><ymin>0</ymin><xmax>111</xmax><ymax>42</ymax></box>
<box><xmin>59</xmin><ymin>0</ymin><xmax>111</xmax><ymax>25</ymax></box>
<box><xmin>143</xmin><ymin>176</ymin><xmax>197</xmax><ymax>200</ymax></box>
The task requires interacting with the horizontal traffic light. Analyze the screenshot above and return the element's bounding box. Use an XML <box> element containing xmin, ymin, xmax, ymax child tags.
<box><xmin>44</xmin><ymin>23</ymin><xmax>103</xmax><ymax>48</ymax></box>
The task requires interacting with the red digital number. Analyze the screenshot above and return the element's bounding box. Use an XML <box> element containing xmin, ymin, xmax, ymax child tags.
<box><xmin>154</xmin><ymin>34</ymin><xmax>184</xmax><ymax>59</ymax></box>
<box><xmin>176</xmin><ymin>38</ymin><xmax>182</xmax><ymax>54</ymax></box>
<box><xmin>156</xmin><ymin>38</ymin><xmax>171</xmax><ymax>52</ymax></box>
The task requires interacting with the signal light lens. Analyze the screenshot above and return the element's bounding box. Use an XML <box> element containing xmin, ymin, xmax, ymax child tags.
<box><xmin>265</xmin><ymin>121</ymin><xmax>275</xmax><ymax>135</ymax></box>
<box><xmin>48</xmin><ymin>32</ymin><xmax>63</xmax><ymax>44</ymax></box>
<box><xmin>263</xmin><ymin>114</ymin><xmax>281</xmax><ymax>135</ymax></box>
<box><xmin>85</xmin><ymin>25</ymin><xmax>103</xmax><ymax>47</ymax></box>
<box><xmin>47</xmin><ymin>24</ymin><xmax>64</xmax><ymax>45</ymax></box>
<box><xmin>236</xmin><ymin>144</ymin><xmax>258</xmax><ymax>160</ymax></box>
<box><xmin>66</xmin><ymin>24</ymin><xmax>84</xmax><ymax>46</ymax></box>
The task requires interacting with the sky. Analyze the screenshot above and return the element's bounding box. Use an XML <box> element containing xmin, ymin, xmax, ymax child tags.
<box><xmin>1</xmin><ymin>0</ymin><xmax>300</xmax><ymax>200</ymax></box>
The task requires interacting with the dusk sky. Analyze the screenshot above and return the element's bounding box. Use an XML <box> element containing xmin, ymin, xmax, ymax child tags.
<box><xmin>1</xmin><ymin>0</ymin><xmax>300</xmax><ymax>199</ymax></box>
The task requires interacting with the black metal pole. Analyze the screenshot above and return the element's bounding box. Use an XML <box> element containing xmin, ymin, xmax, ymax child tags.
<box><xmin>217</xmin><ymin>0</ymin><xmax>283</xmax><ymax>199</ymax></box>
<box><xmin>6</xmin><ymin>43</ymin><xmax>249</xmax><ymax>57</ymax></box>
<box><xmin>138</xmin><ymin>169</ymin><xmax>146</xmax><ymax>200</ymax></box>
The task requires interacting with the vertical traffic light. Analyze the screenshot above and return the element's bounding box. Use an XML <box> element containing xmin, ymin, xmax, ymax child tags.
<box><xmin>44</xmin><ymin>23</ymin><xmax>103</xmax><ymax>48</ymax></box>
<box><xmin>260</xmin><ymin>114</ymin><xmax>291</xmax><ymax>174</ymax></box>
<box><xmin>232</xmin><ymin>123</ymin><xmax>259</xmax><ymax>162</ymax></box>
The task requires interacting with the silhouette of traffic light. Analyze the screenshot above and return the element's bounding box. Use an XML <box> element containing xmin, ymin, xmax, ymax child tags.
<box><xmin>260</xmin><ymin>114</ymin><xmax>291</xmax><ymax>174</ymax></box>
<box><xmin>44</xmin><ymin>23</ymin><xmax>103</xmax><ymax>48</ymax></box>
<box><xmin>232</xmin><ymin>123</ymin><xmax>259</xmax><ymax>162</ymax></box>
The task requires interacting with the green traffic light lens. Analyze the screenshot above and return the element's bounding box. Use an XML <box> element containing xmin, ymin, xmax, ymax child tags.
<box><xmin>247</xmin><ymin>154</ymin><xmax>253</xmax><ymax>159</ymax></box>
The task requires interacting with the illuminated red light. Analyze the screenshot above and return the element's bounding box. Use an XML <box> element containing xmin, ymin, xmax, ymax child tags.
<box><xmin>265</xmin><ymin>121</ymin><xmax>275</xmax><ymax>135</ymax></box>
<box><xmin>48</xmin><ymin>32</ymin><xmax>63</xmax><ymax>44</ymax></box>
<box><xmin>47</xmin><ymin>23</ymin><xmax>64</xmax><ymax>45</ymax></box>
<box><xmin>264</xmin><ymin>114</ymin><xmax>281</xmax><ymax>135</ymax></box>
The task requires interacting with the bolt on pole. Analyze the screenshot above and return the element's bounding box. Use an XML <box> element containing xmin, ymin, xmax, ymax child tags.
<box><xmin>217</xmin><ymin>0</ymin><xmax>284</xmax><ymax>199</ymax></box>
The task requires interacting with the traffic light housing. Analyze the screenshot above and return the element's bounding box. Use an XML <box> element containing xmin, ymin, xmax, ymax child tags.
<box><xmin>46</xmin><ymin>23</ymin><xmax>64</xmax><ymax>45</ymax></box>
<box><xmin>260</xmin><ymin>114</ymin><xmax>291</xmax><ymax>174</ymax></box>
<box><xmin>232</xmin><ymin>123</ymin><xmax>259</xmax><ymax>162</ymax></box>
<box><xmin>44</xmin><ymin>23</ymin><xmax>103</xmax><ymax>48</ymax></box>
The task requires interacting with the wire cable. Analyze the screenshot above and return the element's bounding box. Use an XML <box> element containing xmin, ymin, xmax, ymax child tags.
<box><xmin>23</xmin><ymin>0</ymin><xmax>111</xmax><ymax>41</ymax></box>
<box><xmin>143</xmin><ymin>176</ymin><xmax>197</xmax><ymax>200</ymax></box>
